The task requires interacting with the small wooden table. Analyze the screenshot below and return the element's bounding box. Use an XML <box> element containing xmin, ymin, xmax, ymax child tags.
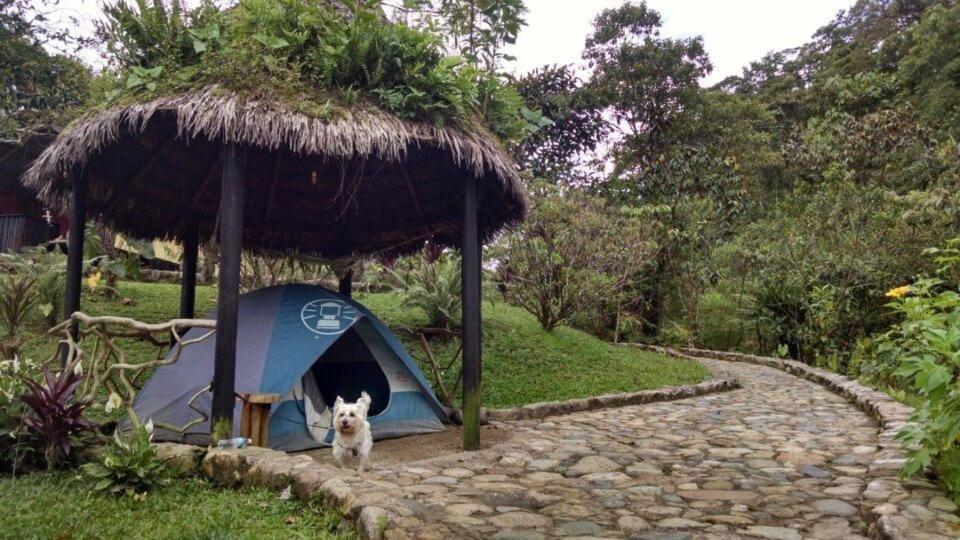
<box><xmin>238</xmin><ymin>393</ymin><xmax>281</xmax><ymax>447</ymax></box>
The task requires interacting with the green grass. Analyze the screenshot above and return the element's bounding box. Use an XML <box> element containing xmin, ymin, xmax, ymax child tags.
<box><xmin>357</xmin><ymin>291</ymin><xmax>709</xmax><ymax>408</ymax></box>
<box><xmin>16</xmin><ymin>282</ymin><xmax>708</xmax><ymax>409</ymax></box>
<box><xmin>0</xmin><ymin>472</ymin><xmax>357</xmax><ymax>539</ymax></box>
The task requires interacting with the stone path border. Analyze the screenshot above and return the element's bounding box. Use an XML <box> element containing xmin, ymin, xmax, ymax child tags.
<box><xmin>152</xmin><ymin>376</ymin><xmax>739</xmax><ymax>540</ymax></box>
<box><xmin>484</xmin><ymin>378</ymin><xmax>739</xmax><ymax>422</ymax></box>
<box><xmin>630</xmin><ymin>344</ymin><xmax>960</xmax><ymax>539</ymax></box>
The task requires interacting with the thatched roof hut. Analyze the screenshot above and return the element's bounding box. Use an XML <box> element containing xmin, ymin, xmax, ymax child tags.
<box><xmin>23</xmin><ymin>0</ymin><xmax>528</xmax><ymax>258</ymax></box>
<box><xmin>23</xmin><ymin>87</ymin><xmax>524</xmax><ymax>258</ymax></box>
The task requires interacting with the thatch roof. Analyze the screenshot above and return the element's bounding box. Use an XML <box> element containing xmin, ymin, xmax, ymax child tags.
<box><xmin>1</xmin><ymin>130</ymin><xmax>56</xmax><ymax>195</ymax></box>
<box><xmin>23</xmin><ymin>87</ymin><xmax>526</xmax><ymax>258</ymax></box>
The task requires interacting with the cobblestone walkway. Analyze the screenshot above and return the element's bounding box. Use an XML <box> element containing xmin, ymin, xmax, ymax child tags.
<box><xmin>356</xmin><ymin>359</ymin><xmax>917</xmax><ymax>539</ymax></box>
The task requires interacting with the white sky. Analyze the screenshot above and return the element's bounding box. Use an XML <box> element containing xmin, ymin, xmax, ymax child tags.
<box><xmin>45</xmin><ymin>0</ymin><xmax>853</xmax><ymax>85</ymax></box>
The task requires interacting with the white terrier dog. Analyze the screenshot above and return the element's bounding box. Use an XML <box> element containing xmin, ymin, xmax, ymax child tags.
<box><xmin>331</xmin><ymin>391</ymin><xmax>372</xmax><ymax>473</ymax></box>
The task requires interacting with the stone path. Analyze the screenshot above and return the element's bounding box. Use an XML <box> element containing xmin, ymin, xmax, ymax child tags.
<box><xmin>334</xmin><ymin>358</ymin><xmax>953</xmax><ymax>539</ymax></box>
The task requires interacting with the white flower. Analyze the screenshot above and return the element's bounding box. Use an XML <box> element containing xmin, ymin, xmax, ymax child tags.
<box><xmin>73</xmin><ymin>361</ymin><xmax>83</xmax><ymax>375</ymax></box>
<box><xmin>144</xmin><ymin>419</ymin><xmax>154</xmax><ymax>435</ymax></box>
<box><xmin>105</xmin><ymin>393</ymin><xmax>123</xmax><ymax>414</ymax></box>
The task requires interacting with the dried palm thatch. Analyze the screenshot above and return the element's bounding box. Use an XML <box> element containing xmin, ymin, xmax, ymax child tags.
<box><xmin>23</xmin><ymin>86</ymin><xmax>526</xmax><ymax>258</ymax></box>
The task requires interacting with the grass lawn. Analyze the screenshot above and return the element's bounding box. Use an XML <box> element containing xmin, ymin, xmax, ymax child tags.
<box><xmin>0</xmin><ymin>472</ymin><xmax>356</xmax><ymax>539</ymax></box>
<box><xmin>358</xmin><ymin>291</ymin><xmax>709</xmax><ymax>408</ymax></box>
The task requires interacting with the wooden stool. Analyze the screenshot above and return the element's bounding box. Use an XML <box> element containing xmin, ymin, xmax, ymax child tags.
<box><xmin>238</xmin><ymin>393</ymin><xmax>281</xmax><ymax>447</ymax></box>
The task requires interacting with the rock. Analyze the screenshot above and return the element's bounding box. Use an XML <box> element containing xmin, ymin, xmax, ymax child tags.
<box><xmin>201</xmin><ymin>448</ymin><xmax>246</xmax><ymax>487</ymax></box>
<box><xmin>656</xmin><ymin>518</ymin><xmax>708</xmax><ymax>529</ymax></box>
<box><xmin>490</xmin><ymin>532</ymin><xmax>546</xmax><ymax>540</ymax></box>
<box><xmin>154</xmin><ymin>442</ymin><xmax>205</xmax><ymax>476</ymax></box>
<box><xmin>744</xmin><ymin>525</ymin><xmax>802</xmax><ymax>540</ymax></box>
<box><xmin>704</xmin><ymin>514</ymin><xmax>754</xmax><ymax>525</ymax></box>
<box><xmin>798</xmin><ymin>465</ymin><xmax>831</xmax><ymax>478</ymax></box>
<box><xmin>489</xmin><ymin>512</ymin><xmax>553</xmax><ymax>529</ymax></box>
<box><xmin>527</xmin><ymin>459</ymin><xmax>558</xmax><ymax>471</ymax></box>
<box><xmin>359</xmin><ymin>506</ymin><xmax>389</xmax><ymax>540</ymax></box>
<box><xmin>677</xmin><ymin>490</ymin><xmax>759</xmax><ymax>501</ymax></box>
<box><xmin>812</xmin><ymin>499</ymin><xmax>857</xmax><ymax>516</ymax></box>
<box><xmin>446</xmin><ymin>503</ymin><xmax>493</xmax><ymax>516</ymax></box>
<box><xmin>556</xmin><ymin>520</ymin><xmax>601</xmax><ymax>536</ymax></box>
<box><xmin>422</xmin><ymin>476</ymin><xmax>457</xmax><ymax>485</ymax></box>
<box><xmin>626</xmin><ymin>463</ymin><xmax>663</xmax><ymax>476</ymax></box>
<box><xmin>929</xmin><ymin>496</ymin><xmax>958</xmax><ymax>512</ymax></box>
<box><xmin>565</xmin><ymin>455</ymin><xmax>620</xmax><ymax>477</ymax></box>
<box><xmin>441</xmin><ymin>468</ymin><xmax>475</xmax><ymax>479</ymax></box>
<box><xmin>808</xmin><ymin>517</ymin><xmax>852</xmax><ymax>539</ymax></box>
<box><xmin>617</xmin><ymin>515</ymin><xmax>650</xmax><ymax>533</ymax></box>
<box><xmin>775</xmin><ymin>452</ymin><xmax>825</xmax><ymax>465</ymax></box>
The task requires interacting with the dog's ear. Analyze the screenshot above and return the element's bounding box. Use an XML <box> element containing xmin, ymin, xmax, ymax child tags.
<box><xmin>358</xmin><ymin>391</ymin><xmax>371</xmax><ymax>412</ymax></box>
<box><xmin>334</xmin><ymin>395</ymin><xmax>344</xmax><ymax>412</ymax></box>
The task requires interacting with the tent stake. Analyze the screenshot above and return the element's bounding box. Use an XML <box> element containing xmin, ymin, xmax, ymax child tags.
<box><xmin>461</xmin><ymin>175</ymin><xmax>481</xmax><ymax>450</ymax></box>
<box><xmin>211</xmin><ymin>144</ymin><xmax>244</xmax><ymax>441</ymax></box>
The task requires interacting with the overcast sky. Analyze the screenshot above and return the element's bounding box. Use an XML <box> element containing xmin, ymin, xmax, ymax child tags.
<box><xmin>47</xmin><ymin>0</ymin><xmax>853</xmax><ymax>85</ymax></box>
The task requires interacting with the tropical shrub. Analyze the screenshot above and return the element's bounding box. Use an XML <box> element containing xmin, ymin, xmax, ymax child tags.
<box><xmin>696</xmin><ymin>289</ymin><xmax>749</xmax><ymax>351</ymax></box>
<box><xmin>495</xmin><ymin>182</ymin><xmax>653</xmax><ymax>332</ymax></box>
<box><xmin>390</xmin><ymin>249</ymin><xmax>461</xmax><ymax>329</ymax></box>
<box><xmin>869</xmin><ymin>239</ymin><xmax>960</xmax><ymax>501</ymax></box>
<box><xmin>94</xmin><ymin>0</ymin><xmax>540</xmax><ymax>144</ymax></box>
<box><xmin>19</xmin><ymin>366</ymin><xmax>93</xmax><ymax>470</ymax></box>
<box><xmin>0</xmin><ymin>274</ymin><xmax>37</xmax><ymax>339</ymax></box>
<box><xmin>0</xmin><ymin>248</ymin><xmax>67</xmax><ymax>329</ymax></box>
<box><xmin>82</xmin><ymin>422</ymin><xmax>168</xmax><ymax>498</ymax></box>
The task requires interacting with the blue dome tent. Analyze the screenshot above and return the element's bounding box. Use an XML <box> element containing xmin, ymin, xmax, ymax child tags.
<box><xmin>134</xmin><ymin>284</ymin><xmax>449</xmax><ymax>451</ymax></box>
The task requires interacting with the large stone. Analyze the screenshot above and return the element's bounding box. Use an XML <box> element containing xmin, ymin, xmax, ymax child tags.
<box><xmin>798</xmin><ymin>465</ymin><xmax>831</xmax><ymax>479</ymax></box>
<box><xmin>617</xmin><ymin>515</ymin><xmax>650</xmax><ymax>533</ymax></box>
<box><xmin>565</xmin><ymin>455</ymin><xmax>620</xmax><ymax>477</ymax></box>
<box><xmin>489</xmin><ymin>512</ymin><xmax>553</xmax><ymax>529</ymax></box>
<box><xmin>656</xmin><ymin>518</ymin><xmax>709</xmax><ymax>529</ymax></box>
<box><xmin>556</xmin><ymin>520</ymin><xmax>601</xmax><ymax>536</ymax></box>
<box><xmin>744</xmin><ymin>525</ymin><xmax>802</xmax><ymax>540</ymax></box>
<box><xmin>154</xmin><ymin>442</ymin><xmax>205</xmax><ymax>476</ymax></box>
<box><xmin>677</xmin><ymin>490</ymin><xmax>759</xmax><ymax>501</ymax></box>
<box><xmin>812</xmin><ymin>499</ymin><xmax>857</xmax><ymax>516</ymax></box>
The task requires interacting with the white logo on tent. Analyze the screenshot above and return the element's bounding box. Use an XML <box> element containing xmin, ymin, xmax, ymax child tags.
<box><xmin>300</xmin><ymin>299</ymin><xmax>358</xmax><ymax>336</ymax></box>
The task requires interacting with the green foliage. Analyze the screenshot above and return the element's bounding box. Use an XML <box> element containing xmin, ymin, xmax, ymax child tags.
<box><xmin>94</xmin><ymin>0</ymin><xmax>534</xmax><ymax>144</ymax></box>
<box><xmin>495</xmin><ymin>182</ymin><xmax>653</xmax><ymax>332</ymax></box>
<box><xmin>389</xmin><ymin>248</ymin><xmax>462</xmax><ymax>329</ymax></box>
<box><xmin>82</xmin><ymin>423</ymin><xmax>168</xmax><ymax>498</ymax></box>
<box><xmin>0</xmin><ymin>248</ymin><xmax>67</xmax><ymax>329</ymax></box>
<box><xmin>19</xmin><ymin>366</ymin><xmax>93</xmax><ymax>470</ymax></box>
<box><xmin>0</xmin><ymin>0</ymin><xmax>91</xmax><ymax>137</ymax></box>
<box><xmin>696</xmin><ymin>290</ymin><xmax>749</xmax><ymax>351</ymax></box>
<box><xmin>869</xmin><ymin>240</ymin><xmax>960</xmax><ymax>500</ymax></box>
<box><xmin>0</xmin><ymin>274</ymin><xmax>37</xmax><ymax>339</ymax></box>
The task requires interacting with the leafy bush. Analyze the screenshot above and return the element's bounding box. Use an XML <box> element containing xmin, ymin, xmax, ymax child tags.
<box><xmin>0</xmin><ymin>248</ymin><xmax>67</xmax><ymax>329</ymax></box>
<box><xmin>868</xmin><ymin>239</ymin><xmax>960</xmax><ymax>501</ymax></box>
<box><xmin>495</xmin><ymin>182</ymin><xmax>653</xmax><ymax>332</ymax></box>
<box><xmin>95</xmin><ymin>0</ymin><xmax>537</xmax><ymax>144</ymax></box>
<box><xmin>0</xmin><ymin>274</ymin><xmax>38</xmax><ymax>339</ymax></box>
<box><xmin>696</xmin><ymin>289</ymin><xmax>748</xmax><ymax>351</ymax></box>
<box><xmin>389</xmin><ymin>249</ymin><xmax>461</xmax><ymax>329</ymax></box>
<box><xmin>82</xmin><ymin>422</ymin><xmax>168</xmax><ymax>498</ymax></box>
<box><xmin>19</xmin><ymin>366</ymin><xmax>93</xmax><ymax>470</ymax></box>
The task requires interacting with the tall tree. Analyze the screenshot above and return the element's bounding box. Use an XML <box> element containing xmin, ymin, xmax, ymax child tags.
<box><xmin>513</xmin><ymin>64</ymin><xmax>606</xmax><ymax>183</ymax></box>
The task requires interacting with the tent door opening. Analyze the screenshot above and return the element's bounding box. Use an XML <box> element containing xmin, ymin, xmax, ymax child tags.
<box><xmin>307</xmin><ymin>326</ymin><xmax>390</xmax><ymax>417</ymax></box>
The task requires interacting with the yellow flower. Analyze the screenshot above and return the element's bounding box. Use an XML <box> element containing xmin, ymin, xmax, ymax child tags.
<box><xmin>86</xmin><ymin>271</ymin><xmax>101</xmax><ymax>290</ymax></box>
<box><xmin>885</xmin><ymin>285</ymin><xmax>910</xmax><ymax>299</ymax></box>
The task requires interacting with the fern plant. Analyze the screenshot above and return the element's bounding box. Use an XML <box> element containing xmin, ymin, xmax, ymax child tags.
<box><xmin>390</xmin><ymin>251</ymin><xmax>461</xmax><ymax>329</ymax></box>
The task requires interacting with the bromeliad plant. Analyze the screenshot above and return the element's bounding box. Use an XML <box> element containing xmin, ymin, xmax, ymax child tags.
<box><xmin>871</xmin><ymin>239</ymin><xmax>960</xmax><ymax>501</ymax></box>
<box><xmin>19</xmin><ymin>366</ymin><xmax>94</xmax><ymax>470</ymax></box>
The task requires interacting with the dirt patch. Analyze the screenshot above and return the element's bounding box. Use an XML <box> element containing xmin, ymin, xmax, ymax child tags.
<box><xmin>299</xmin><ymin>425</ymin><xmax>514</xmax><ymax>466</ymax></box>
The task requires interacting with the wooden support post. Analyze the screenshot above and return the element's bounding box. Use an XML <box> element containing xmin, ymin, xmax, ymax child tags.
<box><xmin>338</xmin><ymin>269</ymin><xmax>353</xmax><ymax>298</ymax></box>
<box><xmin>211</xmin><ymin>144</ymin><xmax>245</xmax><ymax>440</ymax></box>
<box><xmin>460</xmin><ymin>175</ymin><xmax>481</xmax><ymax>450</ymax></box>
<box><xmin>239</xmin><ymin>393</ymin><xmax>281</xmax><ymax>447</ymax></box>
<box><xmin>179</xmin><ymin>220</ymin><xmax>199</xmax><ymax>320</ymax></box>
<box><xmin>61</xmin><ymin>173</ymin><xmax>87</xmax><ymax>366</ymax></box>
